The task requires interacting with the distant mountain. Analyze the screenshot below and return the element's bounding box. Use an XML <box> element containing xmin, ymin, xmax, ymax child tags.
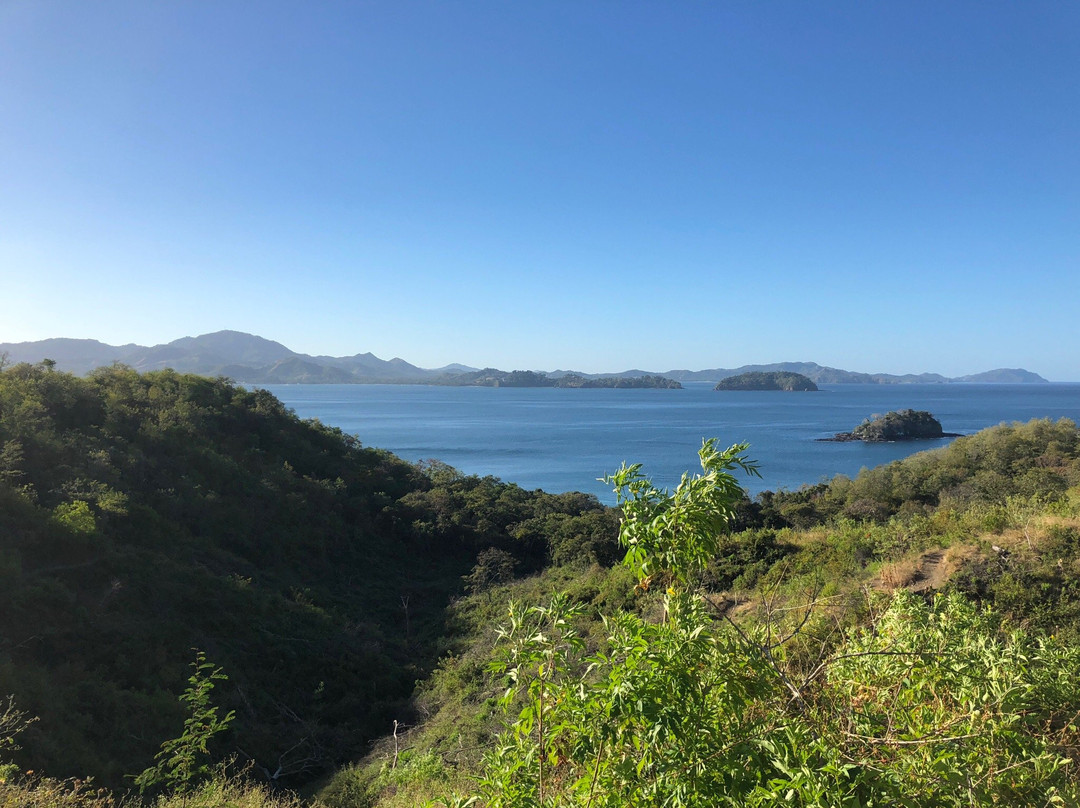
<box><xmin>310</xmin><ymin>352</ymin><xmax>432</xmax><ymax>380</ymax></box>
<box><xmin>154</xmin><ymin>331</ymin><xmax>296</xmax><ymax>367</ymax></box>
<box><xmin>0</xmin><ymin>332</ymin><xmax>1051</xmax><ymax>385</ymax></box>
<box><xmin>218</xmin><ymin>357</ymin><xmax>357</xmax><ymax>384</ymax></box>
<box><xmin>0</xmin><ymin>337</ymin><xmax>140</xmax><ymax>374</ymax></box>
<box><xmin>0</xmin><ymin>331</ymin><xmax>296</xmax><ymax>376</ymax></box>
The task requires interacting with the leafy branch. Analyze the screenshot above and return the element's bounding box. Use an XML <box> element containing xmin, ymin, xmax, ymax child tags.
<box><xmin>134</xmin><ymin>650</ymin><xmax>235</xmax><ymax>794</ymax></box>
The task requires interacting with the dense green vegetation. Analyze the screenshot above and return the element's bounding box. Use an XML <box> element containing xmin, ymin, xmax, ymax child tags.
<box><xmin>714</xmin><ymin>371</ymin><xmax>818</xmax><ymax>391</ymax></box>
<box><xmin>439</xmin><ymin>458</ymin><xmax>1080</xmax><ymax>806</ymax></box>
<box><xmin>2</xmin><ymin>362</ymin><xmax>1080</xmax><ymax>807</ymax></box>
<box><xmin>327</xmin><ymin>418</ymin><xmax>1080</xmax><ymax>807</ymax></box>
<box><xmin>0</xmin><ymin>362</ymin><xmax>615</xmax><ymax>790</ymax></box>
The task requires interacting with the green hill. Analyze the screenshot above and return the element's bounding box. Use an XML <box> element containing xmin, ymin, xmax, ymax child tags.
<box><xmin>0</xmin><ymin>362</ymin><xmax>616</xmax><ymax>787</ymax></box>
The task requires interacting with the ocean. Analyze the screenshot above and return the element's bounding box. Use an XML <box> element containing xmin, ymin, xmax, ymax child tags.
<box><xmin>261</xmin><ymin>382</ymin><xmax>1080</xmax><ymax>504</ymax></box>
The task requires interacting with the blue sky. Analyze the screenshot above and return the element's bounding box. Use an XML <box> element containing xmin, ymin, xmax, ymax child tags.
<box><xmin>2</xmin><ymin>2</ymin><xmax>1077</xmax><ymax>379</ymax></box>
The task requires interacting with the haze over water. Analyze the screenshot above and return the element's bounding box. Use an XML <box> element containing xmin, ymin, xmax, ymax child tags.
<box><xmin>263</xmin><ymin>382</ymin><xmax>1080</xmax><ymax>504</ymax></box>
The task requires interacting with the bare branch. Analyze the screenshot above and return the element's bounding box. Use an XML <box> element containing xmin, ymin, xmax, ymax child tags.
<box><xmin>842</xmin><ymin>730</ymin><xmax>980</xmax><ymax>747</ymax></box>
<box><xmin>0</xmin><ymin>695</ymin><xmax>37</xmax><ymax>752</ymax></box>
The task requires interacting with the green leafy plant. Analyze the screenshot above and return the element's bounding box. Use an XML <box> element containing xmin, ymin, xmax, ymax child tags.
<box><xmin>134</xmin><ymin>651</ymin><xmax>235</xmax><ymax>794</ymax></box>
<box><xmin>601</xmin><ymin>437</ymin><xmax>759</xmax><ymax>586</ymax></box>
<box><xmin>821</xmin><ymin>590</ymin><xmax>1080</xmax><ymax>806</ymax></box>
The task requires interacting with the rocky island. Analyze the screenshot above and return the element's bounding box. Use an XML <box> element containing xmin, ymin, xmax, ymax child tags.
<box><xmin>822</xmin><ymin>409</ymin><xmax>963</xmax><ymax>442</ymax></box>
<box><xmin>715</xmin><ymin>371</ymin><xmax>818</xmax><ymax>391</ymax></box>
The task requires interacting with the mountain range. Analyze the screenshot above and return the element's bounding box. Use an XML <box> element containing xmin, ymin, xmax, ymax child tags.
<box><xmin>0</xmin><ymin>330</ymin><xmax>1050</xmax><ymax>385</ymax></box>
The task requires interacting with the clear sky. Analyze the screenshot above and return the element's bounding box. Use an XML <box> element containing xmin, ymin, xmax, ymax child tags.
<box><xmin>2</xmin><ymin>1</ymin><xmax>1077</xmax><ymax>379</ymax></box>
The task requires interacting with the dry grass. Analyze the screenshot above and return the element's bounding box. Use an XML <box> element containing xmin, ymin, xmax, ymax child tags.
<box><xmin>876</xmin><ymin>545</ymin><xmax>979</xmax><ymax>593</ymax></box>
<box><xmin>0</xmin><ymin>777</ymin><xmax>125</xmax><ymax>808</ymax></box>
<box><xmin>878</xmin><ymin>558</ymin><xmax>920</xmax><ymax>590</ymax></box>
<box><xmin>0</xmin><ymin>776</ymin><xmax>321</xmax><ymax>808</ymax></box>
<box><xmin>153</xmin><ymin>778</ymin><xmax>320</xmax><ymax>808</ymax></box>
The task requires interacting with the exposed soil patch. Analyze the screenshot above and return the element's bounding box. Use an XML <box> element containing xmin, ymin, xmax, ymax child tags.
<box><xmin>908</xmin><ymin>550</ymin><xmax>947</xmax><ymax>593</ymax></box>
<box><xmin>878</xmin><ymin>547</ymin><xmax>970</xmax><ymax>593</ymax></box>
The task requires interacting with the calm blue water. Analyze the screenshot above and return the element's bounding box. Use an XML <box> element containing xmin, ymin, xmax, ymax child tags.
<box><xmin>262</xmin><ymin>383</ymin><xmax>1080</xmax><ymax>504</ymax></box>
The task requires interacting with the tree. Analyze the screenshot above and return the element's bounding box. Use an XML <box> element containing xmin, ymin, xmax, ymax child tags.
<box><xmin>463</xmin><ymin>547</ymin><xmax>519</xmax><ymax>593</ymax></box>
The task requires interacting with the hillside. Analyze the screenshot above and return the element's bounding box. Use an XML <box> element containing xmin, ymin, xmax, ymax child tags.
<box><xmin>0</xmin><ymin>361</ymin><xmax>617</xmax><ymax>787</ymax></box>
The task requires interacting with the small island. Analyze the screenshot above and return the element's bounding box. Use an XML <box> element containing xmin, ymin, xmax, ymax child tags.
<box><xmin>822</xmin><ymin>409</ymin><xmax>962</xmax><ymax>442</ymax></box>
<box><xmin>715</xmin><ymin>371</ymin><xmax>818</xmax><ymax>392</ymax></box>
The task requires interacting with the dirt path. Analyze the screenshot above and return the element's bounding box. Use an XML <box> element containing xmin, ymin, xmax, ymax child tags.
<box><xmin>908</xmin><ymin>550</ymin><xmax>948</xmax><ymax>593</ymax></box>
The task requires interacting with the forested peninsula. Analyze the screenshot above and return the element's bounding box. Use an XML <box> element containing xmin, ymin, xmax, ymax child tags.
<box><xmin>714</xmin><ymin>371</ymin><xmax>818</xmax><ymax>391</ymax></box>
<box><xmin>3</xmin><ymin>361</ymin><xmax>1080</xmax><ymax>808</ymax></box>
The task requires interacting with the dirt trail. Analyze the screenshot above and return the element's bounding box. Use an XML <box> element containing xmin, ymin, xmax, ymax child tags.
<box><xmin>908</xmin><ymin>550</ymin><xmax>948</xmax><ymax>593</ymax></box>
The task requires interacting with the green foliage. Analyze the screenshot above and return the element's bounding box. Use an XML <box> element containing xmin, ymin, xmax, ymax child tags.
<box><xmin>51</xmin><ymin>500</ymin><xmax>96</xmax><ymax>534</ymax></box>
<box><xmin>448</xmin><ymin>445</ymin><xmax>795</xmax><ymax>806</ymax></box>
<box><xmin>438</xmin><ymin>446</ymin><xmax>1080</xmax><ymax>807</ymax></box>
<box><xmin>0</xmin><ymin>772</ymin><xmax>315</xmax><ymax>808</ymax></box>
<box><xmin>134</xmin><ymin>652</ymin><xmax>235</xmax><ymax>794</ymax></box>
<box><xmin>472</xmin><ymin>592</ymin><xmax>802</xmax><ymax>808</ymax></box>
<box><xmin>703</xmin><ymin>528</ymin><xmax>795</xmax><ymax>591</ymax></box>
<box><xmin>324</xmin><ymin>750</ymin><xmax>462</xmax><ymax>808</ymax></box>
<box><xmin>463</xmin><ymin>549</ymin><xmax>518</xmax><ymax>594</ymax></box>
<box><xmin>0</xmin><ymin>363</ymin><xmax>617</xmax><ymax>787</ymax></box>
<box><xmin>398</xmin><ymin>477</ymin><xmax>618</xmax><ymax>571</ymax></box>
<box><xmin>822</xmin><ymin>591</ymin><xmax>1080</xmax><ymax>805</ymax></box>
<box><xmin>7</xmin><ymin>360</ymin><xmax>1080</xmax><ymax>805</ymax></box>
<box><xmin>601</xmin><ymin>438</ymin><xmax>759</xmax><ymax>585</ymax></box>
<box><xmin>755</xmin><ymin>418</ymin><xmax>1080</xmax><ymax>527</ymax></box>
